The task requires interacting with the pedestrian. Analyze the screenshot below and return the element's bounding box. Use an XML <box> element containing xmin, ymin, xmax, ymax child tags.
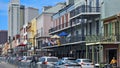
<box><xmin>31</xmin><ymin>56</ymin><xmax>38</xmax><ymax>68</ymax></box>
<box><xmin>31</xmin><ymin>56</ymin><xmax>38</xmax><ymax>63</ymax></box>
<box><xmin>110</xmin><ymin>57</ymin><xmax>117</xmax><ymax>68</ymax></box>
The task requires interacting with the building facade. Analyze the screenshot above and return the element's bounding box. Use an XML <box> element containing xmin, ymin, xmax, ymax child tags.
<box><xmin>84</xmin><ymin>0</ymin><xmax>120</xmax><ymax>67</ymax></box>
<box><xmin>25</xmin><ymin>7</ymin><xmax>39</xmax><ymax>24</ymax></box>
<box><xmin>8</xmin><ymin>0</ymin><xmax>39</xmax><ymax>56</ymax></box>
<box><xmin>0</xmin><ymin>30</ymin><xmax>8</xmax><ymax>44</ymax></box>
<box><xmin>15</xmin><ymin>6</ymin><xmax>39</xmax><ymax>56</ymax></box>
<box><xmin>100</xmin><ymin>0</ymin><xmax>120</xmax><ymax>66</ymax></box>
<box><xmin>27</xmin><ymin>18</ymin><xmax>37</xmax><ymax>56</ymax></box>
<box><xmin>48</xmin><ymin>0</ymin><xmax>100</xmax><ymax>61</ymax></box>
<box><xmin>8</xmin><ymin>0</ymin><xmax>20</xmax><ymax>38</ymax></box>
<box><xmin>35</xmin><ymin>3</ymin><xmax>66</xmax><ymax>56</ymax></box>
<box><xmin>2</xmin><ymin>42</ymin><xmax>10</xmax><ymax>56</ymax></box>
<box><xmin>0</xmin><ymin>30</ymin><xmax>8</xmax><ymax>55</ymax></box>
<box><xmin>20</xmin><ymin>5</ymin><xmax>25</xmax><ymax>29</ymax></box>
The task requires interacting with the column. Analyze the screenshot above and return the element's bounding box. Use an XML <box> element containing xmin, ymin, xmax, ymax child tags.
<box><xmin>99</xmin><ymin>44</ymin><xmax>103</xmax><ymax>63</ymax></box>
<box><xmin>92</xmin><ymin>45</ymin><xmax>94</xmax><ymax>62</ymax></box>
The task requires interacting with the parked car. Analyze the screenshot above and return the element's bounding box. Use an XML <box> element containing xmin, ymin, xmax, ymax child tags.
<box><xmin>61</xmin><ymin>57</ymin><xmax>74</xmax><ymax>64</ymax></box>
<box><xmin>76</xmin><ymin>59</ymin><xmax>94</xmax><ymax>68</ymax></box>
<box><xmin>55</xmin><ymin>58</ymin><xmax>81</xmax><ymax>68</ymax></box>
<box><xmin>37</xmin><ymin>56</ymin><xmax>58</xmax><ymax>68</ymax></box>
<box><xmin>55</xmin><ymin>57</ymin><xmax>74</xmax><ymax>66</ymax></box>
<box><xmin>21</xmin><ymin>56</ymin><xmax>32</xmax><ymax>62</ymax></box>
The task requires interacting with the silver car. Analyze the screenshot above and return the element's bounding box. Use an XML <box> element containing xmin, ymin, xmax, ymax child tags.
<box><xmin>76</xmin><ymin>59</ymin><xmax>94</xmax><ymax>68</ymax></box>
<box><xmin>55</xmin><ymin>58</ymin><xmax>81</xmax><ymax>68</ymax></box>
<box><xmin>37</xmin><ymin>56</ymin><xmax>58</xmax><ymax>68</ymax></box>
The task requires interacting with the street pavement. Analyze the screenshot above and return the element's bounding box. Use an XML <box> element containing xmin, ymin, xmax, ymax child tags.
<box><xmin>0</xmin><ymin>61</ymin><xmax>18</xmax><ymax>68</ymax></box>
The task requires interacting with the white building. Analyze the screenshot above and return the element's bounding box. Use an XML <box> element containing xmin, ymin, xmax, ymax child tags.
<box><xmin>8</xmin><ymin>0</ymin><xmax>20</xmax><ymax>38</ymax></box>
<box><xmin>25</xmin><ymin>7</ymin><xmax>39</xmax><ymax>24</ymax></box>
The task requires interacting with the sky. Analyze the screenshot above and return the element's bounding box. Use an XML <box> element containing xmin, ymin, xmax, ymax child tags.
<box><xmin>0</xmin><ymin>0</ymin><xmax>65</xmax><ymax>30</ymax></box>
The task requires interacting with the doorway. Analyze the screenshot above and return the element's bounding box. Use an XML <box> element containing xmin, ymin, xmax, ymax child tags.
<box><xmin>106</xmin><ymin>49</ymin><xmax>117</xmax><ymax>63</ymax></box>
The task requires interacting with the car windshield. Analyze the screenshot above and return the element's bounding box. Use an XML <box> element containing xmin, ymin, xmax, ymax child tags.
<box><xmin>66</xmin><ymin>59</ymin><xmax>76</xmax><ymax>63</ymax></box>
<box><xmin>47</xmin><ymin>58</ymin><xmax>58</xmax><ymax>62</ymax></box>
<box><xmin>76</xmin><ymin>59</ymin><xmax>81</xmax><ymax>62</ymax></box>
<box><xmin>83</xmin><ymin>59</ymin><xmax>92</xmax><ymax>63</ymax></box>
<box><xmin>27</xmin><ymin>57</ymin><xmax>32</xmax><ymax>60</ymax></box>
<box><xmin>39</xmin><ymin>58</ymin><xmax>45</xmax><ymax>62</ymax></box>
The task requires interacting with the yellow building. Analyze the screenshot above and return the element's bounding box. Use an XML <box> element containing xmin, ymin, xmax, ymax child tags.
<box><xmin>2</xmin><ymin>42</ymin><xmax>10</xmax><ymax>56</ymax></box>
<box><xmin>27</xmin><ymin>18</ymin><xmax>37</xmax><ymax>55</ymax></box>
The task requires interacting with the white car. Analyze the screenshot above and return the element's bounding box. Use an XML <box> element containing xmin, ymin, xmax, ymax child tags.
<box><xmin>61</xmin><ymin>57</ymin><xmax>74</xmax><ymax>64</ymax></box>
<box><xmin>37</xmin><ymin>56</ymin><xmax>58</xmax><ymax>68</ymax></box>
<box><xmin>21</xmin><ymin>56</ymin><xmax>32</xmax><ymax>62</ymax></box>
<box><xmin>55</xmin><ymin>58</ymin><xmax>81</xmax><ymax>68</ymax></box>
<box><xmin>76</xmin><ymin>59</ymin><xmax>94</xmax><ymax>68</ymax></box>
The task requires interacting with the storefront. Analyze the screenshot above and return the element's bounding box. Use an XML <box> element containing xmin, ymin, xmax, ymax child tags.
<box><xmin>102</xmin><ymin>14</ymin><xmax>120</xmax><ymax>67</ymax></box>
<box><xmin>42</xmin><ymin>42</ymin><xmax>86</xmax><ymax>58</ymax></box>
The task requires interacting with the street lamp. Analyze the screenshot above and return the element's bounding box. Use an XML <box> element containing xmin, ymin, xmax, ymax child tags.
<box><xmin>8</xmin><ymin>36</ymin><xmax>13</xmax><ymax>56</ymax></box>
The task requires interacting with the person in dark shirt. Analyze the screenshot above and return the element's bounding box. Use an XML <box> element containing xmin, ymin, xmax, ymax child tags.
<box><xmin>31</xmin><ymin>56</ymin><xmax>38</xmax><ymax>63</ymax></box>
<box><xmin>31</xmin><ymin>56</ymin><xmax>38</xmax><ymax>68</ymax></box>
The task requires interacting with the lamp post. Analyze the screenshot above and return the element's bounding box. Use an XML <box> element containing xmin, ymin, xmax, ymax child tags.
<box><xmin>8</xmin><ymin>36</ymin><xmax>13</xmax><ymax>56</ymax></box>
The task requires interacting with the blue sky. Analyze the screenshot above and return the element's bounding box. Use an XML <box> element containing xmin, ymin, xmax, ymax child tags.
<box><xmin>0</xmin><ymin>0</ymin><xmax>65</xmax><ymax>30</ymax></box>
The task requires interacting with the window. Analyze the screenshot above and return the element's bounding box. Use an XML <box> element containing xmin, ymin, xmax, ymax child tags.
<box><xmin>96</xmin><ymin>21</ymin><xmax>99</xmax><ymax>35</ymax></box>
<box><xmin>39</xmin><ymin>58</ymin><xmax>45</xmax><ymax>62</ymax></box>
<box><xmin>47</xmin><ymin>58</ymin><xmax>58</xmax><ymax>62</ymax></box>
<box><xmin>89</xmin><ymin>23</ymin><xmax>92</xmax><ymax>35</ymax></box>
<box><xmin>83</xmin><ymin>59</ymin><xmax>92</xmax><ymax>63</ymax></box>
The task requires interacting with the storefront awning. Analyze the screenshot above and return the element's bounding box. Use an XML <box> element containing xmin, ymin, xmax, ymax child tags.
<box><xmin>18</xmin><ymin>43</ymin><xmax>26</xmax><ymax>46</ymax></box>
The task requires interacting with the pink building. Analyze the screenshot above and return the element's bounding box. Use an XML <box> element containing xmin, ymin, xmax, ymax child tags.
<box><xmin>36</xmin><ymin>3</ymin><xmax>65</xmax><ymax>56</ymax></box>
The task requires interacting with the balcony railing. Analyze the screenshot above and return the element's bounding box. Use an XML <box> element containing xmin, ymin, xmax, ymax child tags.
<box><xmin>49</xmin><ymin>21</ymin><xmax>85</xmax><ymax>33</ymax></box>
<box><xmin>49</xmin><ymin>6</ymin><xmax>100</xmax><ymax>34</ymax></box>
<box><xmin>40</xmin><ymin>34</ymin><xmax>120</xmax><ymax>48</ymax></box>
<box><xmin>70</xmin><ymin>5</ymin><xmax>100</xmax><ymax>18</ymax></box>
<box><xmin>41</xmin><ymin>34</ymin><xmax>85</xmax><ymax>48</ymax></box>
<box><xmin>85</xmin><ymin>35</ymin><xmax>120</xmax><ymax>43</ymax></box>
<box><xmin>59</xmin><ymin>35</ymin><xmax>85</xmax><ymax>44</ymax></box>
<box><xmin>49</xmin><ymin>22</ymin><xmax>71</xmax><ymax>33</ymax></box>
<box><xmin>15</xmin><ymin>46</ymin><xmax>28</xmax><ymax>53</ymax></box>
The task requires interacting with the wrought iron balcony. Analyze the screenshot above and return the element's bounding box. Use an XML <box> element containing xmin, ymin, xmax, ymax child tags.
<box><xmin>70</xmin><ymin>5</ymin><xmax>100</xmax><ymax>18</ymax></box>
<box><xmin>49</xmin><ymin>22</ymin><xmax>71</xmax><ymax>33</ymax></box>
<box><xmin>40</xmin><ymin>34</ymin><xmax>120</xmax><ymax>48</ymax></box>
<box><xmin>15</xmin><ymin>46</ymin><xmax>27</xmax><ymax>52</ymax></box>
<box><xmin>85</xmin><ymin>34</ymin><xmax>120</xmax><ymax>43</ymax></box>
<box><xmin>41</xmin><ymin>34</ymin><xmax>85</xmax><ymax>48</ymax></box>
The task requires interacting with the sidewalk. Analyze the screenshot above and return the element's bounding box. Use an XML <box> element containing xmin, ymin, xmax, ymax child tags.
<box><xmin>0</xmin><ymin>61</ymin><xmax>18</xmax><ymax>68</ymax></box>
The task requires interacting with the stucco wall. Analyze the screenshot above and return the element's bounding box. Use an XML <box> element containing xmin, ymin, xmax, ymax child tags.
<box><xmin>101</xmin><ymin>0</ymin><xmax>120</xmax><ymax>19</ymax></box>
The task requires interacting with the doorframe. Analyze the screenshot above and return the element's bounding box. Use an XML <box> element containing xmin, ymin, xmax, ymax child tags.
<box><xmin>105</xmin><ymin>48</ymin><xmax>117</xmax><ymax>64</ymax></box>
